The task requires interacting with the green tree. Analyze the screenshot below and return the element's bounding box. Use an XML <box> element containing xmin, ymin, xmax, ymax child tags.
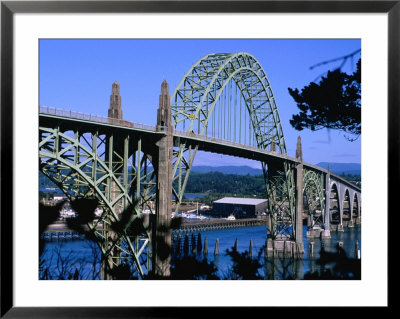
<box><xmin>289</xmin><ymin>58</ymin><xmax>361</xmax><ymax>141</ymax></box>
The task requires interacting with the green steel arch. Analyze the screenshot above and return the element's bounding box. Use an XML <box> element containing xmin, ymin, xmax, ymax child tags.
<box><xmin>39</xmin><ymin>125</ymin><xmax>152</xmax><ymax>278</ymax></box>
<box><xmin>171</xmin><ymin>52</ymin><xmax>286</xmax><ymax>152</ymax></box>
<box><xmin>170</xmin><ymin>52</ymin><xmax>296</xmax><ymax>240</ymax></box>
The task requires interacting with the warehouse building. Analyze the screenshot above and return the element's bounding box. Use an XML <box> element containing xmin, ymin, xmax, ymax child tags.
<box><xmin>212</xmin><ymin>197</ymin><xmax>268</xmax><ymax>219</ymax></box>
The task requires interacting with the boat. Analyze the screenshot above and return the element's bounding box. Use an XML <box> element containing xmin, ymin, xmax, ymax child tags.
<box><xmin>226</xmin><ymin>214</ymin><xmax>236</xmax><ymax>221</ymax></box>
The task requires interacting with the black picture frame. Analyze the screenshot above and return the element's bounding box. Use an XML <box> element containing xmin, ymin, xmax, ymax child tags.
<box><xmin>1</xmin><ymin>1</ymin><xmax>395</xmax><ymax>317</ymax></box>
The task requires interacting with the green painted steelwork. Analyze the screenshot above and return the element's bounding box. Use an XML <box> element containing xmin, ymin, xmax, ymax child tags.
<box><xmin>38</xmin><ymin>52</ymin><xmax>362</xmax><ymax>276</ymax></box>
<box><xmin>303</xmin><ymin>168</ymin><xmax>326</xmax><ymax>229</ymax></box>
<box><xmin>39</xmin><ymin>122</ymin><xmax>155</xmax><ymax>278</ymax></box>
<box><xmin>170</xmin><ymin>52</ymin><xmax>296</xmax><ymax>240</ymax></box>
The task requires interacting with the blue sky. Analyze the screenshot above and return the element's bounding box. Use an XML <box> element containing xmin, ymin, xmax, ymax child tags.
<box><xmin>39</xmin><ymin>39</ymin><xmax>361</xmax><ymax>168</ymax></box>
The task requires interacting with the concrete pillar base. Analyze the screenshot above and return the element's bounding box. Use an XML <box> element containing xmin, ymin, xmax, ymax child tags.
<box><xmin>320</xmin><ymin>229</ymin><xmax>331</xmax><ymax>239</ymax></box>
<box><xmin>337</xmin><ymin>224</ymin><xmax>344</xmax><ymax>232</ymax></box>
<box><xmin>267</xmin><ymin>238</ymin><xmax>304</xmax><ymax>258</ymax></box>
<box><xmin>306</xmin><ymin>228</ymin><xmax>322</xmax><ymax>238</ymax></box>
<box><xmin>297</xmin><ymin>242</ymin><xmax>305</xmax><ymax>255</ymax></box>
<box><xmin>348</xmin><ymin>220</ymin><xmax>354</xmax><ymax>228</ymax></box>
<box><xmin>265</xmin><ymin>238</ymin><xmax>274</xmax><ymax>258</ymax></box>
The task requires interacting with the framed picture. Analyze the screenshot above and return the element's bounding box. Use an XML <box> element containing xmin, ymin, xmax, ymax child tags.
<box><xmin>1</xmin><ymin>0</ymin><xmax>395</xmax><ymax>316</ymax></box>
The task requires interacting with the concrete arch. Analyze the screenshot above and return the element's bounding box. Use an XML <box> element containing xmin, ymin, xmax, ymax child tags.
<box><xmin>342</xmin><ymin>188</ymin><xmax>351</xmax><ymax>225</ymax></box>
<box><xmin>329</xmin><ymin>182</ymin><xmax>341</xmax><ymax>226</ymax></box>
<box><xmin>352</xmin><ymin>192</ymin><xmax>359</xmax><ymax>221</ymax></box>
<box><xmin>350</xmin><ymin>191</ymin><xmax>361</xmax><ymax>226</ymax></box>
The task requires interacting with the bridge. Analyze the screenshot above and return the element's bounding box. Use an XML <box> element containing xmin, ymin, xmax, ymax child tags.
<box><xmin>39</xmin><ymin>52</ymin><xmax>361</xmax><ymax>279</ymax></box>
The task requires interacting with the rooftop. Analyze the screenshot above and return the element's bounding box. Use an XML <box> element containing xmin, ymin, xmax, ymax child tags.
<box><xmin>213</xmin><ymin>197</ymin><xmax>268</xmax><ymax>205</ymax></box>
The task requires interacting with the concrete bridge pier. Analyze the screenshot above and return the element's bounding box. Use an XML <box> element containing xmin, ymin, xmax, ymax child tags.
<box><xmin>321</xmin><ymin>169</ymin><xmax>331</xmax><ymax>239</ymax></box>
<box><xmin>266</xmin><ymin>139</ymin><xmax>306</xmax><ymax>258</ymax></box>
<box><xmin>295</xmin><ymin>161</ymin><xmax>305</xmax><ymax>256</ymax></box>
<box><xmin>265</xmin><ymin>238</ymin><xmax>274</xmax><ymax>257</ymax></box>
<box><xmin>152</xmin><ymin>80</ymin><xmax>173</xmax><ymax>278</ymax></box>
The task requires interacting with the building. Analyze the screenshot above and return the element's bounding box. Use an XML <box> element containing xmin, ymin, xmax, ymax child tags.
<box><xmin>212</xmin><ymin>197</ymin><xmax>268</xmax><ymax>219</ymax></box>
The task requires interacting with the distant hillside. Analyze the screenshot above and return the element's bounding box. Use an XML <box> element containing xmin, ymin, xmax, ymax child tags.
<box><xmin>315</xmin><ymin>162</ymin><xmax>361</xmax><ymax>175</ymax></box>
<box><xmin>192</xmin><ymin>163</ymin><xmax>361</xmax><ymax>176</ymax></box>
<box><xmin>191</xmin><ymin>165</ymin><xmax>263</xmax><ymax>176</ymax></box>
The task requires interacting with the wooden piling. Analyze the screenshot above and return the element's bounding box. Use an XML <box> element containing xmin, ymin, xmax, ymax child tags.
<box><xmin>310</xmin><ymin>242</ymin><xmax>315</xmax><ymax>257</ymax></box>
<box><xmin>214</xmin><ymin>238</ymin><xmax>219</xmax><ymax>256</ymax></box>
<box><xmin>191</xmin><ymin>233</ymin><xmax>196</xmax><ymax>254</ymax></box>
<box><xmin>183</xmin><ymin>234</ymin><xmax>189</xmax><ymax>256</ymax></box>
<box><xmin>204</xmin><ymin>237</ymin><xmax>208</xmax><ymax>255</ymax></box>
<box><xmin>355</xmin><ymin>240</ymin><xmax>360</xmax><ymax>259</ymax></box>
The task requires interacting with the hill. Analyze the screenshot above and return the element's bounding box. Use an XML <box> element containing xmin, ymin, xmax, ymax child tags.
<box><xmin>191</xmin><ymin>165</ymin><xmax>262</xmax><ymax>176</ymax></box>
<box><xmin>192</xmin><ymin>163</ymin><xmax>361</xmax><ymax>176</ymax></box>
<box><xmin>315</xmin><ymin>162</ymin><xmax>361</xmax><ymax>175</ymax></box>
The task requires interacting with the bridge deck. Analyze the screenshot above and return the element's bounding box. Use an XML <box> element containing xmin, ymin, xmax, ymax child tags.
<box><xmin>39</xmin><ymin>107</ymin><xmax>361</xmax><ymax>192</ymax></box>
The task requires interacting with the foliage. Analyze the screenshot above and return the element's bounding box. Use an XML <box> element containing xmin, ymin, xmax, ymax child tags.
<box><xmin>39</xmin><ymin>241</ymin><xmax>101</xmax><ymax>280</ymax></box>
<box><xmin>170</xmin><ymin>255</ymin><xmax>219</xmax><ymax>280</ymax></box>
<box><xmin>338</xmin><ymin>173</ymin><xmax>361</xmax><ymax>188</ymax></box>
<box><xmin>178</xmin><ymin>171</ymin><xmax>266</xmax><ymax>198</ymax></box>
<box><xmin>224</xmin><ymin>247</ymin><xmax>264</xmax><ymax>280</ymax></box>
<box><xmin>303</xmin><ymin>244</ymin><xmax>361</xmax><ymax>280</ymax></box>
<box><xmin>289</xmin><ymin>59</ymin><xmax>361</xmax><ymax>141</ymax></box>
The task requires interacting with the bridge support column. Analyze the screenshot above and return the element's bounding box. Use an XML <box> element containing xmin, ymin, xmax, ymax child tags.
<box><xmin>321</xmin><ymin>170</ymin><xmax>331</xmax><ymax>239</ymax></box>
<box><xmin>153</xmin><ymin>80</ymin><xmax>173</xmax><ymax>278</ymax></box>
<box><xmin>295</xmin><ymin>162</ymin><xmax>305</xmax><ymax>255</ymax></box>
<box><xmin>337</xmin><ymin>184</ymin><xmax>345</xmax><ymax>232</ymax></box>
<box><xmin>348</xmin><ymin>198</ymin><xmax>354</xmax><ymax>228</ymax></box>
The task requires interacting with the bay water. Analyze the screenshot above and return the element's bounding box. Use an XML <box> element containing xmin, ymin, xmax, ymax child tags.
<box><xmin>40</xmin><ymin>224</ymin><xmax>360</xmax><ymax>280</ymax></box>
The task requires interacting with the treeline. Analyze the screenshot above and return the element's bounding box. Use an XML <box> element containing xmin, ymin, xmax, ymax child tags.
<box><xmin>338</xmin><ymin>173</ymin><xmax>360</xmax><ymax>181</ymax></box>
<box><xmin>39</xmin><ymin>172</ymin><xmax>57</xmax><ymax>189</ymax></box>
<box><xmin>338</xmin><ymin>173</ymin><xmax>361</xmax><ymax>187</ymax></box>
<box><xmin>179</xmin><ymin>171</ymin><xmax>267</xmax><ymax>197</ymax></box>
<box><xmin>39</xmin><ymin>171</ymin><xmax>361</xmax><ymax>201</ymax></box>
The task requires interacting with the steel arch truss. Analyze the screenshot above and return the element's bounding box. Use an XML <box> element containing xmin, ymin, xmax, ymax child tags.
<box><xmin>265</xmin><ymin>161</ymin><xmax>296</xmax><ymax>240</ymax></box>
<box><xmin>303</xmin><ymin>169</ymin><xmax>326</xmax><ymax>230</ymax></box>
<box><xmin>171</xmin><ymin>52</ymin><xmax>295</xmax><ymax>239</ymax></box>
<box><xmin>39</xmin><ymin>125</ymin><xmax>154</xmax><ymax>278</ymax></box>
<box><xmin>171</xmin><ymin>53</ymin><xmax>286</xmax><ymax>151</ymax></box>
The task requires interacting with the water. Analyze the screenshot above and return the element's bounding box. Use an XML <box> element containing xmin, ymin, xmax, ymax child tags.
<box><xmin>40</xmin><ymin>224</ymin><xmax>361</xmax><ymax>280</ymax></box>
<box><xmin>39</xmin><ymin>239</ymin><xmax>101</xmax><ymax>280</ymax></box>
<box><xmin>173</xmin><ymin>225</ymin><xmax>361</xmax><ymax>279</ymax></box>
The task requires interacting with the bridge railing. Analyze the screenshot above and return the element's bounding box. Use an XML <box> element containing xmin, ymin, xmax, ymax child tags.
<box><xmin>173</xmin><ymin>129</ymin><xmax>290</xmax><ymax>160</ymax></box>
<box><xmin>40</xmin><ymin>105</ymin><xmax>292</xmax><ymax>161</ymax></box>
<box><xmin>39</xmin><ymin>105</ymin><xmax>157</xmax><ymax>132</ymax></box>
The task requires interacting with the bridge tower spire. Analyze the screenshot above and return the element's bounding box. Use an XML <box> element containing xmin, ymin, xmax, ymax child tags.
<box><xmin>156</xmin><ymin>80</ymin><xmax>172</xmax><ymax>131</ymax></box>
<box><xmin>296</xmin><ymin>136</ymin><xmax>303</xmax><ymax>162</ymax></box>
<box><xmin>108</xmin><ymin>80</ymin><xmax>123</xmax><ymax>120</ymax></box>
